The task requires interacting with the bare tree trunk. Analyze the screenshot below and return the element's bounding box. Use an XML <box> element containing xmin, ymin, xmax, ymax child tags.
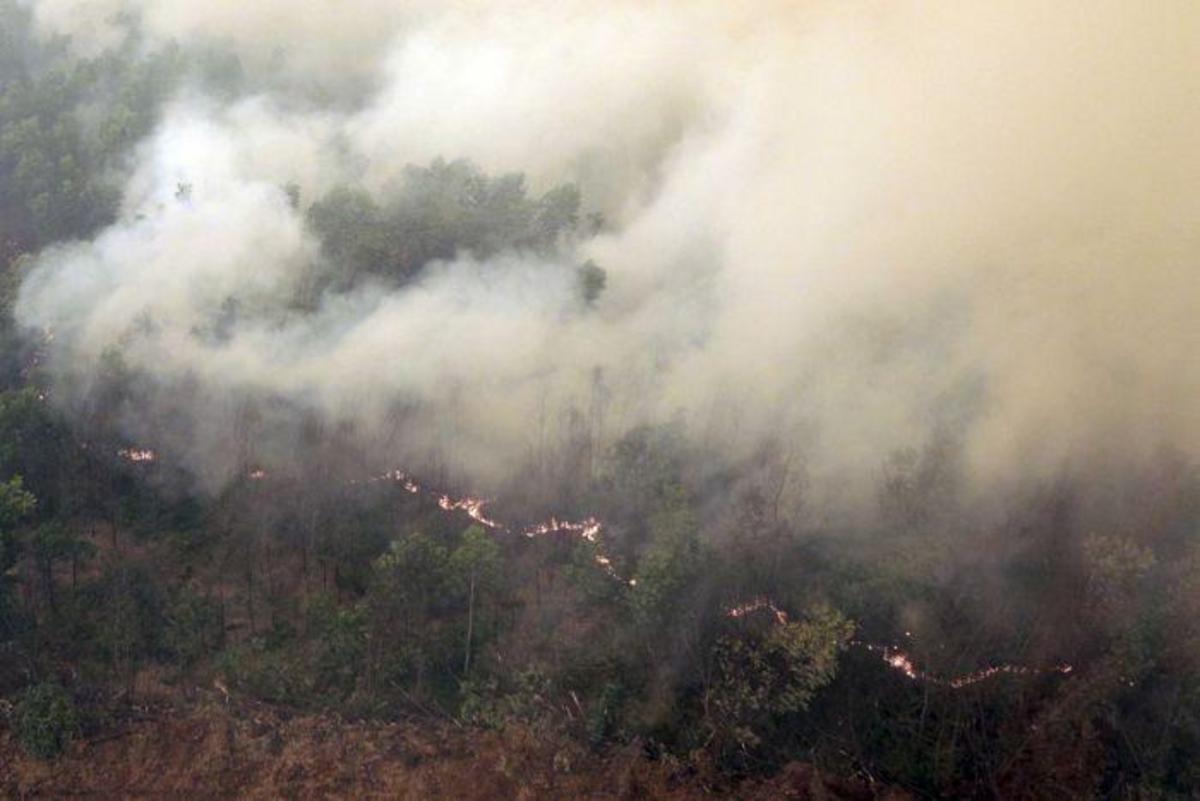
<box><xmin>463</xmin><ymin>571</ymin><xmax>476</xmax><ymax>674</ymax></box>
<box><xmin>218</xmin><ymin>584</ymin><xmax>227</xmax><ymax>648</ymax></box>
<box><xmin>42</xmin><ymin>557</ymin><xmax>56</xmax><ymax>611</ymax></box>
<box><xmin>302</xmin><ymin>508</ymin><xmax>316</xmax><ymax>599</ymax></box>
<box><xmin>246</xmin><ymin>559</ymin><xmax>255</xmax><ymax>635</ymax></box>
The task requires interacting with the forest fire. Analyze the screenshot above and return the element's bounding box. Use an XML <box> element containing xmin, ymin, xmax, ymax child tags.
<box><xmin>436</xmin><ymin>494</ymin><xmax>506</xmax><ymax>530</ymax></box>
<box><xmin>521</xmin><ymin>516</ymin><xmax>602</xmax><ymax>541</ymax></box>
<box><xmin>851</xmin><ymin>640</ymin><xmax>1072</xmax><ymax>688</ymax></box>
<box><xmin>852</xmin><ymin>642</ymin><xmax>921</xmax><ymax>681</ymax></box>
<box><xmin>6</xmin><ymin>1</ymin><xmax>1195</xmax><ymax>791</ymax></box>
<box><xmin>722</xmin><ymin>603</ymin><xmax>1075</xmax><ymax>690</ymax></box>
<box><xmin>433</xmin><ymin>495</ymin><xmax>628</xmax><ymax>581</ymax></box>
<box><xmin>726</xmin><ymin>598</ymin><xmax>791</xmax><ymax>626</ymax></box>
<box><xmin>946</xmin><ymin>662</ymin><xmax>1074</xmax><ymax>689</ymax></box>
<box><xmin>374</xmin><ymin>470</ymin><xmax>420</xmax><ymax>493</ymax></box>
<box><xmin>369</xmin><ymin>467</ymin><xmax>627</xmax><ymax>582</ymax></box>
<box><xmin>109</xmin><ymin>447</ymin><xmax>1075</xmax><ymax>688</ymax></box>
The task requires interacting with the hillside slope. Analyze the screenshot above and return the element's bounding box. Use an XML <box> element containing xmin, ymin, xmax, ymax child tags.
<box><xmin>2</xmin><ymin>700</ymin><xmax>910</xmax><ymax>800</ymax></box>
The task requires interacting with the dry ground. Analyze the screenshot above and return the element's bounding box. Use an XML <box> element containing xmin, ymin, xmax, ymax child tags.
<box><xmin>1</xmin><ymin>699</ymin><xmax>911</xmax><ymax>800</ymax></box>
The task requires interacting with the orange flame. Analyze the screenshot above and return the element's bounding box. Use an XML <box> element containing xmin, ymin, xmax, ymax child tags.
<box><xmin>117</xmin><ymin>447</ymin><xmax>157</xmax><ymax>463</ymax></box>
<box><xmin>851</xmin><ymin>640</ymin><xmax>1072</xmax><ymax>688</ymax></box>
<box><xmin>724</xmin><ymin>603</ymin><xmax>1075</xmax><ymax>690</ymax></box>
<box><xmin>521</xmin><ymin>516</ymin><xmax>602</xmax><ymax>542</ymax></box>
<box><xmin>437</xmin><ymin>494</ymin><xmax>506</xmax><ymax>530</ymax></box>
<box><xmin>101</xmin><ymin>449</ymin><xmax>1079</xmax><ymax>688</ymax></box>
<box><xmin>726</xmin><ymin>598</ymin><xmax>791</xmax><ymax>626</ymax></box>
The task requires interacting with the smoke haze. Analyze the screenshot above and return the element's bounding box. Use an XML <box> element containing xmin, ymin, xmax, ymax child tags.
<box><xmin>15</xmin><ymin>0</ymin><xmax>1200</xmax><ymax>514</ymax></box>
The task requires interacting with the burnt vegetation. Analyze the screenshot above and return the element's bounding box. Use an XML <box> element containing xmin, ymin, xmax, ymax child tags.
<box><xmin>1</xmin><ymin>4</ymin><xmax>1199</xmax><ymax>799</ymax></box>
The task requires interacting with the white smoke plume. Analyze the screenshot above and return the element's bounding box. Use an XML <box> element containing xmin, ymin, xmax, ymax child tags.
<box><xmin>15</xmin><ymin>0</ymin><xmax>1200</xmax><ymax>513</ymax></box>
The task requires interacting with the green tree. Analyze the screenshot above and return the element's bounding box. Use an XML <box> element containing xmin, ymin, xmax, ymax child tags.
<box><xmin>10</xmin><ymin>680</ymin><xmax>79</xmax><ymax>760</ymax></box>
<box><xmin>365</xmin><ymin>530</ymin><xmax>454</xmax><ymax>698</ymax></box>
<box><xmin>0</xmin><ymin>2</ymin><xmax>181</xmax><ymax>252</ymax></box>
<box><xmin>306</xmin><ymin>596</ymin><xmax>367</xmax><ymax>701</ymax></box>
<box><xmin>0</xmin><ymin>473</ymin><xmax>35</xmax><ymax>528</ymax></box>
<box><xmin>93</xmin><ymin>564</ymin><xmax>166</xmax><ymax>693</ymax></box>
<box><xmin>629</xmin><ymin>485</ymin><xmax>701</xmax><ymax>628</ymax></box>
<box><xmin>307</xmin><ymin>158</ymin><xmax>587</xmax><ymax>291</ymax></box>
<box><xmin>28</xmin><ymin>521</ymin><xmax>94</xmax><ymax>609</ymax></box>
<box><xmin>450</xmin><ymin>525</ymin><xmax>502</xmax><ymax>674</ymax></box>
<box><xmin>705</xmin><ymin>604</ymin><xmax>853</xmax><ymax>760</ymax></box>
<box><xmin>164</xmin><ymin>588</ymin><xmax>224</xmax><ymax>668</ymax></box>
<box><xmin>0</xmin><ymin>474</ymin><xmax>34</xmax><ymax>646</ymax></box>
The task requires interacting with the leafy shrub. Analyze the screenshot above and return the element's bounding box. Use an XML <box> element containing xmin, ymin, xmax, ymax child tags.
<box><xmin>305</xmin><ymin>595</ymin><xmax>367</xmax><ymax>699</ymax></box>
<box><xmin>459</xmin><ymin>665</ymin><xmax>556</xmax><ymax>730</ymax></box>
<box><xmin>216</xmin><ymin>641</ymin><xmax>310</xmax><ymax>707</ymax></box>
<box><xmin>164</xmin><ymin>589</ymin><xmax>223</xmax><ymax>667</ymax></box>
<box><xmin>585</xmin><ymin>681</ymin><xmax>626</xmax><ymax>746</ymax></box>
<box><xmin>10</xmin><ymin>681</ymin><xmax>80</xmax><ymax>759</ymax></box>
<box><xmin>705</xmin><ymin>604</ymin><xmax>854</xmax><ymax>759</ymax></box>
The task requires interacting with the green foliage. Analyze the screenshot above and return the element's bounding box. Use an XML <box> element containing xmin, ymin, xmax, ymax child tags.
<box><xmin>364</xmin><ymin>530</ymin><xmax>458</xmax><ymax>698</ymax></box>
<box><xmin>372</xmin><ymin>529</ymin><xmax>452</xmax><ymax>609</ymax></box>
<box><xmin>565</xmin><ymin>538</ymin><xmax>625</xmax><ymax>603</ymax></box>
<box><xmin>304</xmin><ymin>595</ymin><xmax>367</xmax><ymax>700</ymax></box>
<box><xmin>29</xmin><ymin>521</ymin><xmax>94</xmax><ymax>572</ymax></box>
<box><xmin>10</xmin><ymin>681</ymin><xmax>79</xmax><ymax>759</ymax></box>
<box><xmin>629</xmin><ymin>486</ymin><xmax>701</xmax><ymax>627</ymax></box>
<box><xmin>458</xmin><ymin>665</ymin><xmax>556</xmax><ymax>730</ymax></box>
<box><xmin>307</xmin><ymin>158</ymin><xmax>586</xmax><ymax>289</ymax></box>
<box><xmin>0</xmin><ymin>2</ymin><xmax>181</xmax><ymax>252</ymax></box>
<box><xmin>0</xmin><ymin>474</ymin><xmax>34</xmax><ymax>644</ymax></box>
<box><xmin>599</xmin><ymin>423</ymin><xmax>690</xmax><ymax>536</ymax></box>
<box><xmin>0</xmin><ymin>88</ymin><xmax>117</xmax><ymax>246</ymax></box>
<box><xmin>706</xmin><ymin>604</ymin><xmax>853</xmax><ymax>757</ymax></box>
<box><xmin>0</xmin><ymin>474</ymin><xmax>35</xmax><ymax>530</ymax></box>
<box><xmin>451</xmin><ymin>524</ymin><xmax>503</xmax><ymax>674</ymax></box>
<box><xmin>585</xmin><ymin>681</ymin><xmax>626</xmax><ymax>746</ymax></box>
<box><xmin>212</xmin><ymin>595</ymin><xmax>369</xmax><ymax>709</ymax></box>
<box><xmin>217</xmin><ymin>640</ymin><xmax>310</xmax><ymax>707</ymax></box>
<box><xmin>164</xmin><ymin>589</ymin><xmax>223</xmax><ymax>667</ymax></box>
<box><xmin>0</xmin><ymin>12</ymin><xmax>1196</xmax><ymax>789</ymax></box>
<box><xmin>305</xmin><ymin>186</ymin><xmax>389</xmax><ymax>286</ymax></box>
<box><xmin>0</xmin><ymin>390</ymin><xmax>71</xmax><ymax>504</ymax></box>
<box><xmin>91</xmin><ymin>564</ymin><xmax>167</xmax><ymax>677</ymax></box>
<box><xmin>449</xmin><ymin>524</ymin><xmax>503</xmax><ymax>595</ymax></box>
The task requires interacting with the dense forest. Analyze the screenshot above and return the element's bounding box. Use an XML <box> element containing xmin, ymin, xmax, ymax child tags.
<box><xmin>3</xmin><ymin>1</ymin><xmax>1200</xmax><ymax>798</ymax></box>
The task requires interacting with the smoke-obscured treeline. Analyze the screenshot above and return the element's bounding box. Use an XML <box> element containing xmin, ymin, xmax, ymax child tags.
<box><xmin>3</xmin><ymin>1</ymin><xmax>1200</xmax><ymax>798</ymax></box>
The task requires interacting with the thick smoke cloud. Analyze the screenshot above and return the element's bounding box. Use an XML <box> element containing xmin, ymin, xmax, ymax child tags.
<box><xmin>16</xmin><ymin>0</ymin><xmax>1200</xmax><ymax>513</ymax></box>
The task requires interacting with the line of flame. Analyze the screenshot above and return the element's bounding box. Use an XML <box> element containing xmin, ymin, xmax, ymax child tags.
<box><xmin>372</xmin><ymin>469</ymin><xmax>630</xmax><ymax>584</ymax></box>
<box><xmin>117</xmin><ymin>447</ymin><xmax>157</xmax><ymax>463</ymax></box>
<box><xmin>723</xmin><ymin>601</ymin><xmax>1074</xmax><ymax>689</ymax></box>
<box><xmin>113</xmin><ymin>448</ymin><xmax>1074</xmax><ymax>689</ymax></box>
<box><xmin>852</xmin><ymin>640</ymin><xmax>1073</xmax><ymax>687</ymax></box>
